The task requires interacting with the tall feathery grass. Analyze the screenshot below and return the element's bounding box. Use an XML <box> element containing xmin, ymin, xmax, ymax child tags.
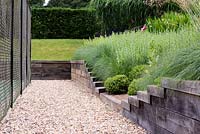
<box><xmin>89</xmin><ymin>0</ymin><xmax>181</xmax><ymax>34</ymax></box>
<box><xmin>73</xmin><ymin>29</ymin><xmax>200</xmax><ymax>81</ymax></box>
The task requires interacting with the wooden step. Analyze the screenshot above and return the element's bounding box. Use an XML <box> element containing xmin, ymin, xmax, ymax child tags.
<box><xmin>91</xmin><ymin>77</ymin><xmax>97</xmax><ymax>82</ymax></box>
<box><xmin>93</xmin><ymin>81</ymin><xmax>104</xmax><ymax>87</ymax></box>
<box><xmin>137</xmin><ymin>91</ymin><xmax>150</xmax><ymax>104</ymax></box>
<box><xmin>88</xmin><ymin>72</ymin><xmax>93</xmax><ymax>76</ymax></box>
<box><xmin>121</xmin><ymin>99</ymin><xmax>130</xmax><ymax>111</ymax></box>
<box><xmin>95</xmin><ymin>87</ymin><xmax>106</xmax><ymax>94</ymax></box>
<box><xmin>87</xmin><ymin>67</ymin><xmax>92</xmax><ymax>72</ymax></box>
<box><xmin>147</xmin><ymin>85</ymin><xmax>164</xmax><ymax>98</ymax></box>
<box><xmin>128</xmin><ymin>95</ymin><xmax>139</xmax><ymax>107</ymax></box>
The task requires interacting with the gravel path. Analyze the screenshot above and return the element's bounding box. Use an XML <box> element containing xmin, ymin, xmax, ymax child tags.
<box><xmin>0</xmin><ymin>80</ymin><xmax>146</xmax><ymax>134</ymax></box>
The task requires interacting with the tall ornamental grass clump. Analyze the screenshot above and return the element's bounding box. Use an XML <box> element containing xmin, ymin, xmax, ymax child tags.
<box><xmin>73</xmin><ymin>28</ymin><xmax>199</xmax><ymax>81</ymax></box>
<box><xmin>90</xmin><ymin>0</ymin><xmax>181</xmax><ymax>34</ymax></box>
<box><xmin>136</xmin><ymin>43</ymin><xmax>200</xmax><ymax>91</ymax></box>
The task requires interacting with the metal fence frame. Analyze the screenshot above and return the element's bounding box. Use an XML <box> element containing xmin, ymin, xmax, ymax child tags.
<box><xmin>0</xmin><ymin>0</ymin><xmax>31</xmax><ymax>120</ymax></box>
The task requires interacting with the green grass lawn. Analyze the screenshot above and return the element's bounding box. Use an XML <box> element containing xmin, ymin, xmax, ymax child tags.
<box><xmin>31</xmin><ymin>39</ymin><xmax>84</xmax><ymax>61</ymax></box>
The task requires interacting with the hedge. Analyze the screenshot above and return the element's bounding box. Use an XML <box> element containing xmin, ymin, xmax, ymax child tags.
<box><xmin>31</xmin><ymin>8</ymin><xmax>99</xmax><ymax>39</ymax></box>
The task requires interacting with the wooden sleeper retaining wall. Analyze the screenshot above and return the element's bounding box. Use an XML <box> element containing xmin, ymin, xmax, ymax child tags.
<box><xmin>71</xmin><ymin>60</ymin><xmax>200</xmax><ymax>134</ymax></box>
<box><xmin>31</xmin><ymin>61</ymin><xmax>71</xmax><ymax>80</ymax></box>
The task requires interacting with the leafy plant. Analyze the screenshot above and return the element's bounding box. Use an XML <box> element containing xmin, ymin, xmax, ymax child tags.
<box><xmin>147</xmin><ymin>12</ymin><xmax>190</xmax><ymax>32</ymax></box>
<box><xmin>128</xmin><ymin>65</ymin><xmax>147</xmax><ymax>81</ymax></box>
<box><xmin>128</xmin><ymin>79</ymin><xmax>142</xmax><ymax>95</ymax></box>
<box><xmin>105</xmin><ymin>75</ymin><xmax>129</xmax><ymax>94</ymax></box>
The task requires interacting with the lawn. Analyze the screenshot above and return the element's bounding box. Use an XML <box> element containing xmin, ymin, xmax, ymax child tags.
<box><xmin>31</xmin><ymin>39</ymin><xmax>84</xmax><ymax>61</ymax></box>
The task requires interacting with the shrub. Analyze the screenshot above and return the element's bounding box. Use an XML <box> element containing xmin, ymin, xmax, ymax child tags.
<box><xmin>105</xmin><ymin>75</ymin><xmax>129</xmax><ymax>94</ymax></box>
<box><xmin>128</xmin><ymin>79</ymin><xmax>142</xmax><ymax>95</ymax></box>
<box><xmin>128</xmin><ymin>65</ymin><xmax>146</xmax><ymax>81</ymax></box>
<box><xmin>147</xmin><ymin>12</ymin><xmax>190</xmax><ymax>32</ymax></box>
<box><xmin>31</xmin><ymin>8</ymin><xmax>99</xmax><ymax>39</ymax></box>
<box><xmin>128</xmin><ymin>79</ymin><xmax>137</xmax><ymax>95</ymax></box>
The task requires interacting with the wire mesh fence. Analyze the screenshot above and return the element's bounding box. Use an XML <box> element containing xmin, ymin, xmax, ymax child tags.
<box><xmin>0</xmin><ymin>0</ymin><xmax>31</xmax><ymax>120</ymax></box>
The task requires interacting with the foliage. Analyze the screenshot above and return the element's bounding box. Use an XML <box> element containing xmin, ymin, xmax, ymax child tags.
<box><xmin>105</xmin><ymin>75</ymin><xmax>129</xmax><ymax>94</ymax></box>
<box><xmin>89</xmin><ymin>0</ymin><xmax>181</xmax><ymax>34</ymax></box>
<box><xmin>31</xmin><ymin>39</ymin><xmax>84</xmax><ymax>60</ymax></box>
<box><xmin>29</xmin><ymin>0</ymin><xmax>44</xmax><ymax>7</ymax></box>
<box><xmin>147</xmin><ymin>12</ymin><xmax>190</xmax><ymax>32</ymax></box>
<box><xmin>73</xmin><ymin>31</ymin><xmax>150</xmax><ymax>80</ymax></box>
<box><xmin>74</xmin><ymin>29</ymin><xmax>200</xmax><ymax>93</ymax></box>
<box><xmin>31</xmin><ymin>8</ymin><xmax>99</xmax><ymax>39</ymax></box>
<box><xmin>73</xmin><ymin>28</ymin><xmax>199</xmax><ymax>81</ymax></box>
<box><xmin>164</xmin><ymin>45</ymin><xmax>200</xmax><ymax>80</ymax></box>
<box><xmin>135</xmin><ymin>44</ymin><xmax>200</xmax><ymax>91</ymax></box>
<box><xmin>73</xmin><ymin>1</ymin><xmax>200</xmax><ymax>93</ymax></box>
<box><xmin>47</xmin><ymin>0</ymin><xmax>90</xmax><ymax>8</ymax></box>
<box><xmin>170</xmin><ymin>0</ymin><xmax>200</xmax><ymax>30</ymax></box>
<box><xmin>128</xmin><ymin>65</ymin><xmax>147</xmax><ymax>81</ymax></box>
<box><xmin>128</xmin><ymin>79</ymin><xmax>143</xmax><ymax>95</ymax></box>
<box><xmin>152</xmin><ymin>45</ymin><xmax>200</xmax><ymax>80</ymax></box>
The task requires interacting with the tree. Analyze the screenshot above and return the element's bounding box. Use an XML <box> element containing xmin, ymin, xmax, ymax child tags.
<box><xmin>47</xmin><ymin>0</ymin><xmax>90</xmax><ymax>8</ymax></box>
<box><xmin>29</xmin><ymin>0</ymin><xmax>45</xmax><ymax>7</ymax></box>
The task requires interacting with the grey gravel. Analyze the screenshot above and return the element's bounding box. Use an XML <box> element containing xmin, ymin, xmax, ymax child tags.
<box><xmin>0</xmin><ymin>80</ymin><xmax>146</xmax><ymax>134</ymax></box>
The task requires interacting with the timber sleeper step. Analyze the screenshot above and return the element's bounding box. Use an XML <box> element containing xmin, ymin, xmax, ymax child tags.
<box><xmin>147</xmin><ymin>85</ymin><xmax>164</xmax><ymax>98</ymax></box>
<box><xmin>121</xmin><ymin>99</ymin><xmax>130</xmax><ymax>111</ymax></box>
<box><xmin>91</xmin><ymin>77</ymin><xmax>98</xmax><ymax>82</ymax></box>
<box><xmin>137</xmin><ymin>91</ymin><xmax>150</xmax><ymax>104</ymax></box>
<box><xmin>128</xmin><ymin>96</ymin><xmax>139</xmax><ymax>107</ymax></box>
<box><xmin>93</xmin><ymin>81</ymin><xmax>104</xmax><ymax>87</ymax></box>
<box><xmin>95</xmin><ymin>87</ymin><xmax>106</xmax><ymax>94</ymax></box>
<box><xmin>89</xmin><ymin>72</ymin><xmax>93</xmax><ymax>76</ymax></box>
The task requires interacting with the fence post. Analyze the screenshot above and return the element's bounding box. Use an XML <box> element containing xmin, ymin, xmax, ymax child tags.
<box><xmin>10</xmin><ymin>0</ymin><xmax>14</xmax><ymax>108</ymax></box>
<box><xmin>26</xmin><ymin>2</ymin><xmax>28</xmax><ymax>87</ymax></box>
<box><xmin>20</xmin><ymin>0</ymin><xmax>23</xmax><ymax>94</ymax></box>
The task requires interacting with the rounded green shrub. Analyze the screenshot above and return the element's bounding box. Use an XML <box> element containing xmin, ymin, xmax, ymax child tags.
<box><xmin>128</xmin><ymin>78</ymin><xmax>142</xmax><ymax>95</ymax></box>
<box><xmin>105</xmin><ymin>75</ymin><xmax>129</xmax><ymax>94</ymax></box>
<box><xmin>128</xmin><ymin>65</ymin><xmax>146</xmax><ymax>81</ymax></box>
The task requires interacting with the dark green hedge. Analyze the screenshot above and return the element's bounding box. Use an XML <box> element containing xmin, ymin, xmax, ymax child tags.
<box><xmin>32</xmin><ymin>8</ymin><xmax>99</xmax><ymax>39</ymax></box>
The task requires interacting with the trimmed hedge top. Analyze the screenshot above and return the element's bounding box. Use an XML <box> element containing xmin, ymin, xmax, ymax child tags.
<box><xmin>32</xmin><ymin>8</ymin><xmax>99</xmax><ymax>39</ymax></box>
